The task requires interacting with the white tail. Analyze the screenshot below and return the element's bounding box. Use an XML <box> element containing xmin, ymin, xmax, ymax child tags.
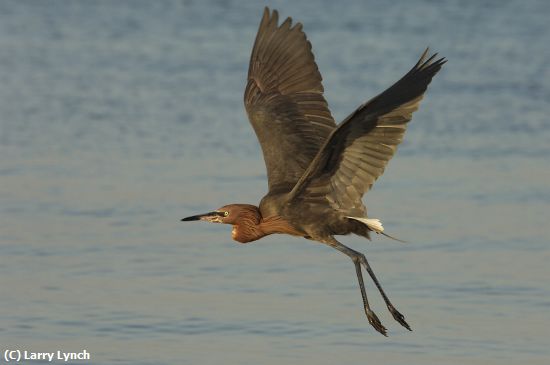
<box><xmin>346</xmin><ymin>216</ymin><xmax>384</xmax><ymax>233</ymax></box>
<box><xmin>346</xmin><ymin>216</ymin><xmax>406</xmax><ymax>242</ymax></box>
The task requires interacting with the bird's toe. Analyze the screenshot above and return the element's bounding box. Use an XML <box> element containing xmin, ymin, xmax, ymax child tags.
<box><xmin>365</xmin><ymin>309</ymin><xmax>387</xmax><ymax>336</ymax></box>
<box><xmin>388</xmin><ymin>304</ymin><xmax>411</xmax><ymax>331</ymax></box>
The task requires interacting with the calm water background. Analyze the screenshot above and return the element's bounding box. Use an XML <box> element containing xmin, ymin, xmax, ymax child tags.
<box><xmin>1</xmin><ymin>0</ymin><xmax>549</xmax><ymax>364</ymax></box>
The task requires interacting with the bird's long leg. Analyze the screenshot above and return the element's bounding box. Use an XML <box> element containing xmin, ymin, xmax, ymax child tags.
<box><xmin>358</xmin><ymin>255</ymin><xmax>411</xmax><ymax>331</ymax></box>
<box><xmin>324</xmin><ymin>237</ymin><xmax>387</xmax><ymax>336</ymax></box>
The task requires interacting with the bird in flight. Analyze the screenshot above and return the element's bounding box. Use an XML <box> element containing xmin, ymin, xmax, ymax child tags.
<box><xmin>182</xmin><ymin>7</ymin><xmax>445</xmax><ymax>336</ymax></box>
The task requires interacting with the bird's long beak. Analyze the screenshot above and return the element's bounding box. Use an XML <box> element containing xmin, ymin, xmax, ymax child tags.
<box><xmin>181</xmin><ymin>211</ymin><xmax>223</xmax><ymax>223</ymax></box>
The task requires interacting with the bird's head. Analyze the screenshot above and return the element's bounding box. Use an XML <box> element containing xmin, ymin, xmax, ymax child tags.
<box><xmin>181</xmin><ymin>204</ymin><xmax>255</xmax><ymax>225</ymax></box>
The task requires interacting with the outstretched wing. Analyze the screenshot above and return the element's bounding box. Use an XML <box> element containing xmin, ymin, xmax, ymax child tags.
<box><xmin>288</xmin><ymin>49</ymin><xmax>446</xmax><ymax>214</ymax></box>
<box><xmin>244</xmin><ymin>7</ymin><xmax>336</xmax><ymax>194</ymax></box>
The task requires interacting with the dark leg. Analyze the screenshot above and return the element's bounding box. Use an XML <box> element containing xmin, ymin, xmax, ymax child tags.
<box><xmin>358</xmin><ymin>255</ymin><xmax>411</xmax><ymax>331</ymax></box>
<box><xmin>324</xmin><ymin>237</ymin><xmax>387</xmax><ymax>336</ymax></box>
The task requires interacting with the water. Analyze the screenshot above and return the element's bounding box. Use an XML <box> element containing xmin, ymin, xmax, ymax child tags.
<box><xmin>1</xmin><ymin>0</ymin><xmax>549</xmax><ymax>364</ymax></box>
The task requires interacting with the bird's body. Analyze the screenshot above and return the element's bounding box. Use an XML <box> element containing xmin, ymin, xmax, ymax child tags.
<box><xmin>182</xmin><ymin>7</ymin><xmax>445</xmax><ymax>336</ymax></box>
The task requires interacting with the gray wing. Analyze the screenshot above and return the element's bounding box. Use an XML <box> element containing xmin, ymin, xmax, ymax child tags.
<box><xmin>244</xmin><ymin>7</ymin><xmax>336</xmax><ymax>194</ymax></box>
<box><xmin>288</xmin><ymin>49</ymin><xmax>446</xmax><ymax>214</ymax></box>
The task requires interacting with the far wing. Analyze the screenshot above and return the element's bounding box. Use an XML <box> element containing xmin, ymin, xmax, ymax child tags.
<box><xmin>245</xmin><ymin>7</ymin><xmax>336</xmax><ymax>194</ymax></box>
<box><xmin>288</xmin><ymin>49</ymin><xmax>446</xmax><ymax>213</ymax></box>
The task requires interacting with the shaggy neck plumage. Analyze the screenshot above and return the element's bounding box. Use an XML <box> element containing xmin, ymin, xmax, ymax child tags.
<box><xmin>231</xmin><ymin>205</ymin><xmax>303</xmax><ymax>243</ymax></box>
<box><xmin>231</xmin><ymin>205</ymin><xmax>263</xmax><ymax>243</ymax></box>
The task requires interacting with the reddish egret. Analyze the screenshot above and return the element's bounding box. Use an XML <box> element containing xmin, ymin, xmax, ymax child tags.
<box><xmin>182</xmin><ymin>7</ymin><xmax>445</xmax><ymax>336</ymax></box>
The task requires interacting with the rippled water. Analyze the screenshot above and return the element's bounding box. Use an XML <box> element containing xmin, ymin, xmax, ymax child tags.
<box><xmin>1</xmin><ymin>1</ymin><xmax>549</xmax><ymax>364</ymax></box>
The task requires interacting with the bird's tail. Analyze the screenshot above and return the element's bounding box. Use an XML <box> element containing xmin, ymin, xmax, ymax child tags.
<box><xmin>346</xmin><ymin>216</ymin><xmax>406</xmax><ymax>243</ymax></box>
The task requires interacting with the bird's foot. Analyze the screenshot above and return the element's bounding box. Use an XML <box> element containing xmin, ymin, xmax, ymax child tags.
<box><xmin>365</xmin><ymin>309</ymin><xmax>387</xmax><ymax>336</ymax></box>
<box><xmin>387</xmin><ymin>304</ymin><xmax>411</xmax><ymax>331</ymax></box>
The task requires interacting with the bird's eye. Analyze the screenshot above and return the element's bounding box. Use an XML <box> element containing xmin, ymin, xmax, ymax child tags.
<box><xmin>224</xmin><ymin>211</ymin><xmax>229</xmax><ymax>217</ymax></box>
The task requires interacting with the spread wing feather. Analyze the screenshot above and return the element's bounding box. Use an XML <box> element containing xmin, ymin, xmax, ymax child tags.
<box><xmin>244</xmin><ymin>7</ymin><xmax>336</xmax><ymax>194</ymax></box>
<box><xmin>288</xmin><ymin>49</ymin><xmax>446</xmax><ymax>214</ymax></box>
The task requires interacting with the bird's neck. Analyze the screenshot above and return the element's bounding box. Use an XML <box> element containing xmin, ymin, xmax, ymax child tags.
<box><xmin>231</xmin><ymin>205</ymin><xmax>264</xmax><ymax>243</ymax></box>
<box><xmin>231</xmin><ymin>206</ymin><xmax>303</xmax><ymax>243</ymax></box>
<box><xmin>260</xmin><ymin>216</ymin><xmax>304</xmax><ymax>237</ymax></box>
